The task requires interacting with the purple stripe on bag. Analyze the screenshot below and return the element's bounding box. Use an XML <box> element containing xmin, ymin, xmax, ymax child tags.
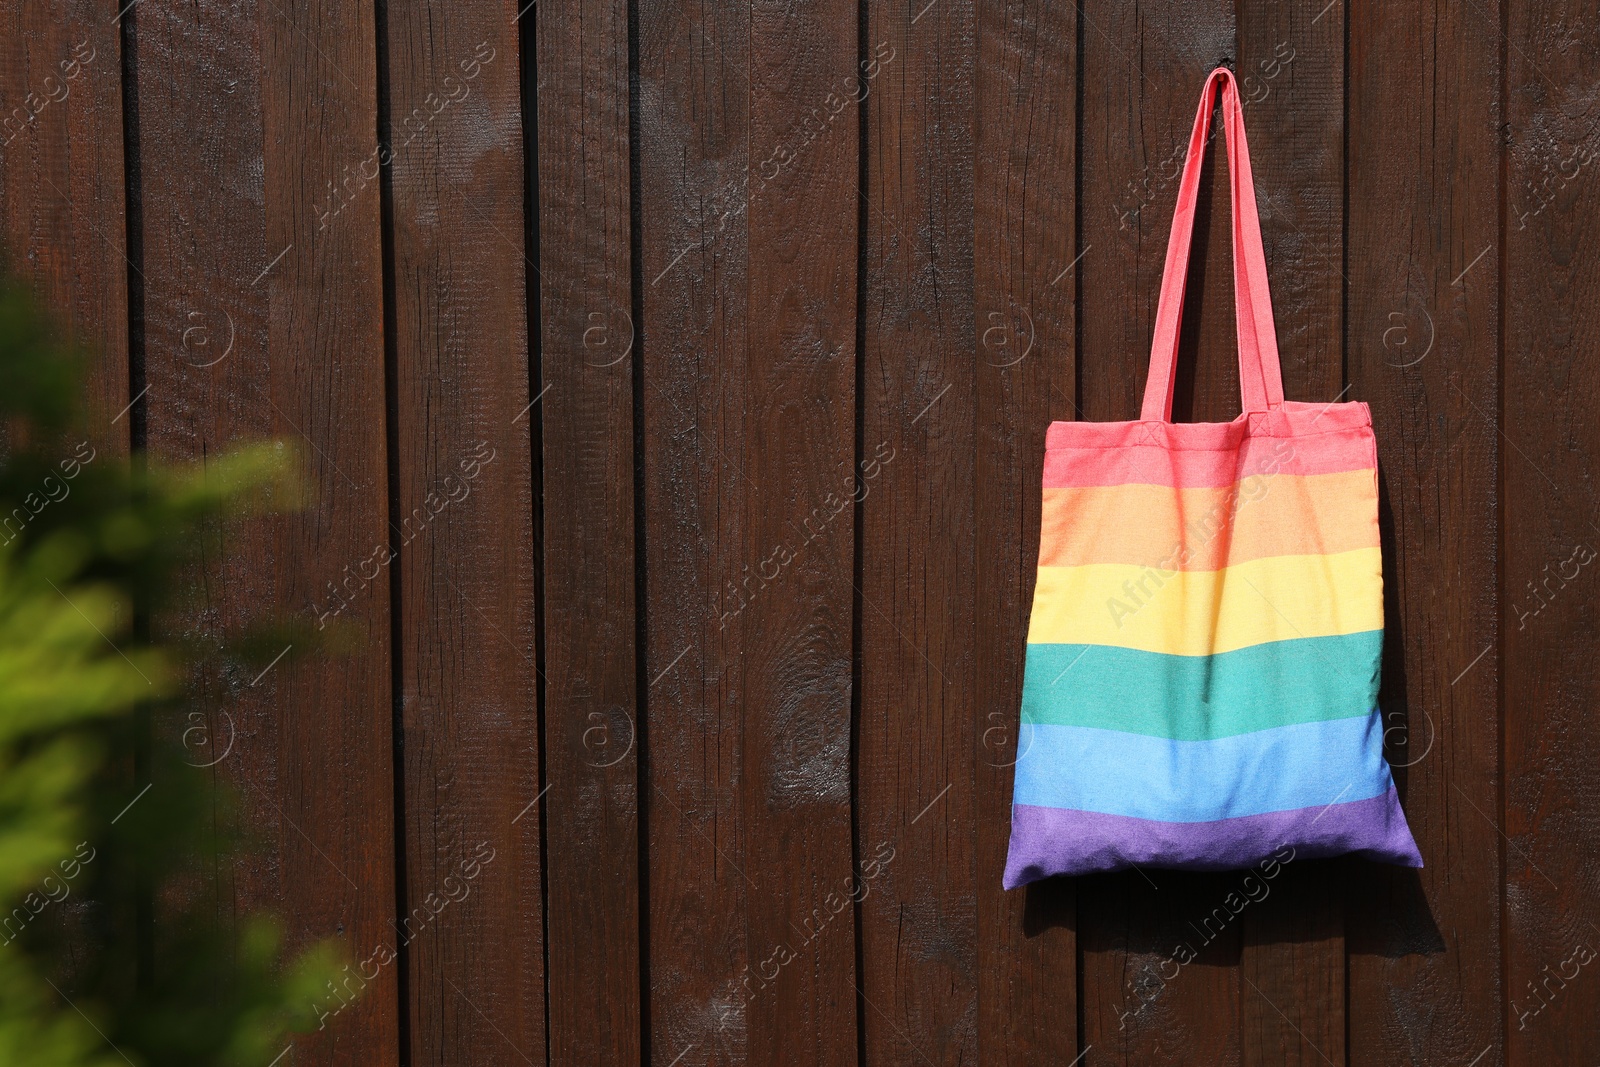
<box><xmin>1002</xmin><ymin>787</ymin><xmax>1423</xmax><ymax>887</ymax></box>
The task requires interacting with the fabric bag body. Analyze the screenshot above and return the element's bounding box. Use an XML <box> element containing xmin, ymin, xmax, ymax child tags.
<box><xmin>1003</xmin><ymin>68</ymin><xmax>1422</xmax><ymax>888</ymax></box>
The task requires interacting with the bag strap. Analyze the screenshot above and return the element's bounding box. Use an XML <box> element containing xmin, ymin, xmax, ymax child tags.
<box><xmin>1140</xmin><ymin>66</ymin><xmax>1285</xmax><ymax>422</ymax></box>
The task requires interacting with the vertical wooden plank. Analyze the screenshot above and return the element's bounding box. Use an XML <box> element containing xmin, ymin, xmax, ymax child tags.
<box><xmin>734</xmin><ymin>0</ymin><xmax>862</xmax><ymax>1061</ymax></box>
<box><xmin>1345</xmin><ymin>0</ymin><xmax>1502</xmax><ymax>1063</ymax></box>
<box><xmin>636</xmin><ymin>0</ymin><xmax>753</xmax><ymax>1062</ymax></box>
<box><xmin>536</xmin><ymin>0</ymin><xmax>640</xmax><ymax>1058</ymax></box>
<box><xmin>1076</xmin><ymin>4</ymin><xmax>1244</xmax><ymax>1063</ymax></box>
<box><xmin>1234</xmin><ymin>6</ymin><xmax>1344</xmax><ymax>400</ymax></box>
<box><xmin>1233</xmin><ymin>4</ymin><xmax>1347</xmax><ymax>1064</ymax></box>
<box><xmin>129</xmin><ymin>0</ymin><xmax>401</xmax><ymax>1061</ymax></box>
<box><xmin>0</xmin><ymin>0</ymin><xmax>128</xmax><ymax>446</ymax></box>
<box><xmin>383</xmin><ymin>4</ymin><xmax>544</xmax><ymax>1065</ymax></box>
<box><xmin>858</xmin><ymin>0</ymin><xmax>977</xmax><ymax>1062</ymax></box>
<box><xmin>1503</xmin><ymin>3</ymin><xmax>1600</xmax><ymax>1064</ymax></box>
<box><xmin>972</xmin><ymin>0</ymin><xmax>1079</xmax><ymax>1060</ymax></box>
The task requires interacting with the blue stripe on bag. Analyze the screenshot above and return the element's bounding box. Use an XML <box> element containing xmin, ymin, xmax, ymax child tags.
<box><xmin>1010</xmin><ymin>711</ymin><xmax>1395</xmax><ymax>823</ymax></box>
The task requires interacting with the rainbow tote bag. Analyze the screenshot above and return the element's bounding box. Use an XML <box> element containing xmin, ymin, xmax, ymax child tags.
<box><xmin>1003</xmin><ymin>68</ymin><xmax>1423</xmax><ymax>887</ymax></box>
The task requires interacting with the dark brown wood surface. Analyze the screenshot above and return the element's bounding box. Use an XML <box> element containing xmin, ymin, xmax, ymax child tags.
<box><xmin>735</xmin><ymin>0</ymin><xmax>862</xmax><ymax>1061</ymax></box>
<box><xmin>972</xmin><ymin>0</ymin><xmax>1079</xmax><ymax>1062</ymax></box>
<box><xmin>536</xmin><ymin>0</ymin><xmax>641</xmax><ymax>1061</ymax></box>
<box><xmin>1503</xmin><ymin>0</ymin><xmax>1600</xmax><ymax>1063</ymax></box>
<box><xmin>0</xmin><ymin>0</ymin><xmax>127</xmax><ymax>445</ymax></box>
<box><xmin>382</xmin><ymin>3</ymin><xmax>544</xmax><ymax>1064</ymax></box>
<box><xmin>4</xmin><ymin>0</ymin><xmax>1597</xmax><ymax>1063</ymax></box>
<box><xmin>636</xmin><ymin>0</ymin><xmax>751</xmax><ymax>1061</ymax></box>
<box><xmin>1345</xmin><ymin>2</ymin><xmax>1504</xmax><ymax>1064</ymax></box>
<box><xmin>120</xmin><ymin>1</ymin><xmax>403</xmax><ymax>1064</ymax></box>
<box><xmin>858</xmin><ymin>0</ymin><xmax>977</xmax><ymax>1063</ymax></box>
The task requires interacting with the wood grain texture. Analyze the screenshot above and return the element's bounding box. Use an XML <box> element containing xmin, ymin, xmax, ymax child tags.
<box><xmin>382</xmin><ymin>4</ymin><xmax>544</xmax><ymax>1065</ymax></box>
<box><xmin>1503</xmin><ymin>0</ymin><xmax>1600</xmax><ymax>1063</ymax></box>
<box><xmin>1076</xmin><ymin>4</ymin><xmax>1245</xmax><ymax>1063</ymax></box>
<box><xmin>636</xmin><ymin>0</ymin><xmax>753</xmax><ymax>1061</ymax></box>
<box><xmin>972</xmin><ymin>0</ymin><xmax>1079</xmax><ymax>1061</ymax></box>
<box><xmin>1345</xmin><ymin>0</ymin><xmax>1502</xmax><ymax>1063</ymax></box>
<box><xmin>858</xmin><ymin>0</ymin><xmax>978</xmax><ymax>1063</ymax></box>
<box><xmin>1234</xmin><ymin>2</ymin><xmax>1347</xmax><ymax>1062</ymax></box>
<box><xmin>536</xmin><ymin>0</ymin><xmax>641</xmax><ymax>1059</ymax></box>
<box><xmin>127</xmin><ymin>0</ymin><xmax>401</xmax><ymax>1062</ymax></box>
<box><xmin>11</xmin><ymin>0</ymin><xmax>1600</xmax><ymax>1061</ymax></box>
<box><xmin>0</xmin><ymin>0</ymin><xmax>128</xmax><ymax>448</ymax></box>
<box><xmin>736</xmin><ymin>0</ymin><xmax>863</xmax><ymax>1061</ymax></box>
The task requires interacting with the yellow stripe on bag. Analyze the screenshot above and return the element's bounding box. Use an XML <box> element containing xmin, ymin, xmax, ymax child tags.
<box><xmin>1026</xmin><ymin>547</ymin><xmax>1383</xmax><ymax>656</ymax></box>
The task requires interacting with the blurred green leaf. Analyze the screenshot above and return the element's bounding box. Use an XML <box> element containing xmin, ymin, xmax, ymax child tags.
<box><xmin>0</xmin><ymin>267</ymin><xmax>344</xmax><ymax>1066</ymax></box>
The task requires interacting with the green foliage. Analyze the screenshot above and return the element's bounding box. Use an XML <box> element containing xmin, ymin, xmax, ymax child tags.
<box><xmin>0</xmin><ymin>272</ymin><xmax>341</xmax><ymax>1065</ymax></box>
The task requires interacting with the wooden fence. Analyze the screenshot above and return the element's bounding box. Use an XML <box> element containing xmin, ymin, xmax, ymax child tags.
<box><xmin>1</xmin><ymin>0</ymin><xmax>1595</xmax><ymax>1063</ymax></box>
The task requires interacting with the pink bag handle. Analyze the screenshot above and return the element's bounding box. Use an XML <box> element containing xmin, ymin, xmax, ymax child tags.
<box><xmin>1140</xmin><ymin>67</ymin><xmax>1285</xmax><ymax>422</ymax></box>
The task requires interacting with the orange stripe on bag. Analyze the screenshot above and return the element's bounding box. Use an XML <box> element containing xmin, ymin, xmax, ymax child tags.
<box><xmin>1037</xmin><ymin>469</ymin><xmax>1380</xmax><ymax>570</ymax></box>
